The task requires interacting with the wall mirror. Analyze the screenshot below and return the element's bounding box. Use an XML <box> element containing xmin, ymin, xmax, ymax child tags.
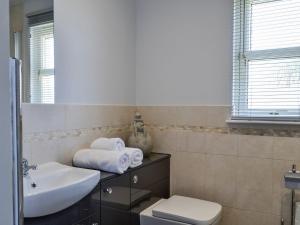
<box><xmin>10</xmin><ymin>0</ymin><xmax>54</xmax><ymax>104</ymax></box>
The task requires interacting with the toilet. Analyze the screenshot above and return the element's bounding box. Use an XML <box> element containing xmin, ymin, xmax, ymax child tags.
<box><xmin>140</xmin><ymin>195</ymin><xmax>222</xmax><ymax>225</ymax></box>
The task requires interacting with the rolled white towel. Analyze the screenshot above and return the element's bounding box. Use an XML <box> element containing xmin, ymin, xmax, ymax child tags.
<box><xmin>73</xmin><ymin>149</ymin><xmax>130</xmax><ymax>174</ymax></box>
<box><xmin>90</xmin><ymin>137</ymin><xmax>125</xmax><ymax>151</ymax></box>
<box><xmin>124</xmin><ymin>147</ymin><xmax>143</xmax><ymax>168</ymax></box>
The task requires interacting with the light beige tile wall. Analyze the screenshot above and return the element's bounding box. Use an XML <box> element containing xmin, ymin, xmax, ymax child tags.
<box><xmin>137</xmin><ymin>106</ymin><xmax>300</xmax><ymax>225</ymax></box>
<box><xmin>22</xmin><ymin>104</ymin><xmax>135</xmax><ymax>165</ymax></box>
<box><xmin>22</xmin><ymin>104</ymin><xmax>299</xmax><ymax>225</ymax></box>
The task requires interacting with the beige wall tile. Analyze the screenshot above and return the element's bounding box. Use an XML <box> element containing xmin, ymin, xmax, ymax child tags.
<box><xmin>272</xmin><ymin>191</ymin><xmax>282</xmax><ymax>216</ymax></box>
<box><xmin>206</xmin><ymin>106</ymin><xmax>230</xmax><ymax>128</ymax></box>
<box><xmin>236</xmin><ymin>210</ymin><xmax>262</xmax><ymax>225</ymax></box>
<box><xmin>62</xmin><ymin>136</ymin><xmax>95</xmax><ymax>162</ymax></box>
<box><xmin>28</xmin><ymin>130</ymin><xmax>130</xmax><ymax>165</ymax></box>
<box><xmin>176</xmin><ymin>106</ymin><xmax>207</xmax><ymax>126</ymax></box>
<box><xmin>30</xmin><ymin>139</ymin><xmax>67</xmax><ymax>165</ymax></box>
<box><xmin>213</xmin><ymin>174</ymin><xmax>237</xmax><ymax>207</ymax></box>
<box><xmin>150</xmin><ymin>127</ymin><xmax>178</xmax><ymax>154</ymax></box>
<box><xmin>104</xmin><ymin>105</ymin><xmax>131</xmax><ymax>126</ymax></box>
<box><xmin>238</xmin><ymin>135</ymin><xmax>273</xmax><ymax>159</ymax></box>
<box><xmin>203</xmin><ymin>154</ymin><xmax>216</xmax><ymax>202</ymax></box>
<box><xmin>260</xmin><ymin>213</ymin><xmax>280</xmax><ymax>225</ymax></box>
<box><xmin>65</xmin><ymin>105</ymin><xmax>133</xmax><ymax>130</ymax></box>
<box><xmin>236</xmin><ymin>210</ymin><xmax>273</xmax><ymax>225</ymax></box>
<box><xmin>172</xmin><ymin>152</ymin><xmax>206</xmax><ymax>198</ymax></box>
<box><xmin>237</xmin><ymin>157</ymin><xmax>272</xmax><ymax>191</ymax></box>
<box><xmin>236</xmin><ymin>188</ymin><xmax>273</xmax><ymax>213</ymax></box>
<box><xmin>273</xmin><ymin>137</ymin><xmax>300</xmax><ymax>161</ymax></box>
<box><xmin>271</xmin><ymin>215</ymin><xmax>284</xmax><ymax>225</ymax></box>
<box><xmin>23</xmin><ymin>104</ymin><xmax>300</xmax><ymax>225</ymax></box>
<box><xmin>23</xmin><ymin>104</ymin><xmax>132</xmax><ymax>165</ymax></box>
<box><xmin>206</xmin><ymin>134</ymin><xmax>238</xmax><ymax>156</ymax></box>
<box><xmin>177</xmin><ymin>130</ymin><xmax>206</xmax><ymax>153</ymax></box>
<box><xmin>272</xmin><ymin>159</ymin><xmax>294</xmax><ymax>193</ymax></box>
<box><xmin>220</xmin><ymin>207</ymin><xmax>238</xmax><ymax>225</ymax></box>
<box><xmin>22</xmin><ymin>104</ymin><xmax>66</xmax><ymax>133</ymax></box>
<box><xmin>272</xmin><ymin>189</ymin><xmax>291</xmax><ymax>217</ymax></box>
<box><xmin>122</xmin><ymin>106</ymin><xmax>136</xmax><ymax>125</ymax></box>
<box><xmin>204</xmin><ymin>155</ymin><xmax>237</xmax><ymax>207</ymax></box>
<box><xmin>137</xmin><ymin>106</ymin><xmax>177</xmax><ymax>126</ymax></box>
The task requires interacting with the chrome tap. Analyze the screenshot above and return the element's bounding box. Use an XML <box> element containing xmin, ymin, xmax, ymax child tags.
<box><xmin>22</xmin><ymin>158</ymin><xmax>37</xmax><ymax>177</ymax></box>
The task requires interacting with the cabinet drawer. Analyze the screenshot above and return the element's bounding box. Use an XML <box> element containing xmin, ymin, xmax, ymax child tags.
<box><xmin>80</xmin><ymin>186</ymin><xmax>100</xmax><ymax>220</ymax></box>
<box><xmin>101</xmin><ymin>173</ymin><xmax>131</xmax><ymax>210</ymax></box>
<box><xmin>131</xmin><ymin>158</ymin><xmax>170</xmax><ymax>190</ymax></box>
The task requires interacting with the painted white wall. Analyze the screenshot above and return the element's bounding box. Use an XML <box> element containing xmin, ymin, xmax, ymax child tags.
<box><xmin>54</xmin><ymin>0</ymin><xmax>136</xmax><ymax>105</ymax></box>
<box><xmin>0</xmin><ymin>0</ymin><xmax>14</xmax><ymax>224</ymax></box>
<box><xmin>136</xmin><ymin>0</ymin><xmax>233</xmax><ymax>106</ymax></box>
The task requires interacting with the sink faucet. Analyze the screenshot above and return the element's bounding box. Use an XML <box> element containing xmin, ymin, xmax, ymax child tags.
<box><xmin>22</xmin><ymin>158</ymin><xmax>37</xmax><ymax>177</ymax></box>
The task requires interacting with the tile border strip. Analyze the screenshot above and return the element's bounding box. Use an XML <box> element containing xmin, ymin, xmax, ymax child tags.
<box><xmin>146</xmin><ymin>124</ymin><xmax>300</xmax><ymax>138</ymax></box>
<box><xmin>23</xmin><ymin>125</ymin><xmax>131</xmax><ymax>143</ymax></box>
<box><xmin>23</xmin><ymin>123</ymin><xmax>300</xmax><ymax>143</ymax></box>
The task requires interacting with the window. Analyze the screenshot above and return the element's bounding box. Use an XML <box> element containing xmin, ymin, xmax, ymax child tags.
<box><xmin>232</xmin><ymin>0</ymin><xmax>300</xmax><ymax>121</ymax></box>
<box><xmin>28</xmin><ymin>11</ymin><xmax>54</xmax><ymax>104</ymax></box>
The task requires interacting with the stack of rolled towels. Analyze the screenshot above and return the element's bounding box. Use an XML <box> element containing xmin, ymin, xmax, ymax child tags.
<box><xmin>73</xmin><ymin>138</ymin><xmax>143</xmax><ymax>174</ymax></box>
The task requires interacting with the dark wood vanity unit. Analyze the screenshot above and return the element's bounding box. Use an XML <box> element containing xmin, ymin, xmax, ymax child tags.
<box><xmin>24</xmin><ymin>153</ymin><xmax>170</xmax><ymax>225</ymax></box>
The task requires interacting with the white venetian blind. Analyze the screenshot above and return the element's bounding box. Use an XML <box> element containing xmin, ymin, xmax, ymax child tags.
<box><xmin>232</xmin><ymin>0</ymin><xmax>300</xmax><ymax>121</ymax></box>
<box><xmin>28</xmin><ymin>11</ymin><xmax>55</xmax><ymax>104</ymax></box>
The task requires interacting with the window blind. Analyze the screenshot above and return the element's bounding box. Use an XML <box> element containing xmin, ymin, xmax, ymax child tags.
<box><xmin>28</xmin><ymin>11</ymin><xmax>54</xmax><ymax>104</ymax></box>
<box><xmin>232</xmin><ymin>0</ymin><xmax>300</xmax><ymax>121</ymax></box>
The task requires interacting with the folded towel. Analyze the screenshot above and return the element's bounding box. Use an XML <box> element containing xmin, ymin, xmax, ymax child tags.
<box><xmin>90</xmin><ymin>138</ymin><xmax>125</xmax><ymax>151</ymax></box>
<box><xmin>73</xmin><ymin>149</ymin><xmax>130</xmax><ymax>174</ymax></box>
<box><xmin>124</xmin><ymin>147</ymin><xmax>143</xmax><ymax>168</ymax></box>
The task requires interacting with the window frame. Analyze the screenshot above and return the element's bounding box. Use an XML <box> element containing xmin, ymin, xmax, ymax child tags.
<box><xmin>27</xmin><ymin>11</ymin><xmax>55</xmax><ymax>104</ymax></box>
<box><xmin>232</xmin><ymin>0</ymin><xmax>300</xmax><ymax>121</ymax></box>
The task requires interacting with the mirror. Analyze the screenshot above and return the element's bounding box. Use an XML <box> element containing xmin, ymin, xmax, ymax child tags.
<box><xmin>10</xmin><ymin>0</ymin><xmax>54</xmax><ymax>104</ymax></box>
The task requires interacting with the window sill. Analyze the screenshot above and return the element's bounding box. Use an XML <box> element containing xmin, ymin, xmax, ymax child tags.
<box><xmin>226</xmin><ymin>119</ymin><xmax>300</xmax><ymax>126</ymax></box>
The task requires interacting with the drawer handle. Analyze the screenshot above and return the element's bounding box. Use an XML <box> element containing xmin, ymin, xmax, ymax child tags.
<box><xmin>103</xmin><ymin>187</ymin><xmax>113</xmax><ymax>194</ymax></box>
<box><xmin>133</xmin><ymin>175</ymin><xmax>138</xmax><ymax>184</ymax></box>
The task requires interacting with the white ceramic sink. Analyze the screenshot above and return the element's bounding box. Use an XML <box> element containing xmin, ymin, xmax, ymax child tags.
<box><xmin>23</xmin><ymin>162</ymin><xmax>100</xmax><ymax>218</ymax></box>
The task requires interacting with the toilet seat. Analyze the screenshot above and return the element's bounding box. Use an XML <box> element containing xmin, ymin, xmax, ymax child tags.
<box><xmin>140</xmin><ymin>195</ymin><xmax>222</xmax><ymax>225</ymax></box>
<box><xmin>152</xmin><ymin>195</ymin><xmax>222</xmax><ymax>225</ymax></box>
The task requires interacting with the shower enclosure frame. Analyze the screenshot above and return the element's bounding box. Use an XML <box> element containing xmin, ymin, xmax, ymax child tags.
<box><xmin>10</xmin><ymin>57</ymin><xmax>24</xmax><ymax>225</ymax></box>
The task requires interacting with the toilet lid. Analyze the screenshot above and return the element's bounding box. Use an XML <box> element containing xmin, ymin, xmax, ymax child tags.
<box><xmin>152</xmin><ymin>196</ymin><xmax>222</xmax><ymax>225</ymax></box>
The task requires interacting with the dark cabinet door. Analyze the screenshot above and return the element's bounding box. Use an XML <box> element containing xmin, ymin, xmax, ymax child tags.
<box><xmin>130</xmin><ymin>158</ymin><xmax>170</xmax><ymax>202</ymax></box>
<box><xmin>129</xmin><ymin>158</ymin><xmax>170</xmax><ymax>225</ymax></box>
<box><xmin>80</xmin><ymin>185</ymin><xmax>101</xmax><ymax>221</ymax></box>
<box><xmin>100</xmin><ymin>173</ymin><xmax>131</xmax><ymax>225</ymax></box>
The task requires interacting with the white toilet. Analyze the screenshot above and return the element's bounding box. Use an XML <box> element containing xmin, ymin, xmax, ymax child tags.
<box><xmin>140</xmin><ymin>195</ymin><xmax>222</xmax><ymax>225</ymax></box>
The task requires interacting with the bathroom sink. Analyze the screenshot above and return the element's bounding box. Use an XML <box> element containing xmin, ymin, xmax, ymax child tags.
<box><xmin>285</xmin><ymin>171</ymin><xmax>300</xmax><ymax>189</ymax></box>
<box><xmin>23</xmin><ymin>162</ymin><xmax>100</xmax><ymax>218</ymax></box>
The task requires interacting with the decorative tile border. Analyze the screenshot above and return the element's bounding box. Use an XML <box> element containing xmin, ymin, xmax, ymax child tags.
<box><xmin>23</xmin><ymin>125</ymin><xmax>131</xmax><ymax>143</ymax></box>
<box><xmin>23</xmin><ymin>123</ymin><xmax>300</xmax><ymax>143</ymax></box>
<box><xmin>146</xmin><ymin>124</ymin><xmax>300</xmax><ymax>138</ymax></box>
